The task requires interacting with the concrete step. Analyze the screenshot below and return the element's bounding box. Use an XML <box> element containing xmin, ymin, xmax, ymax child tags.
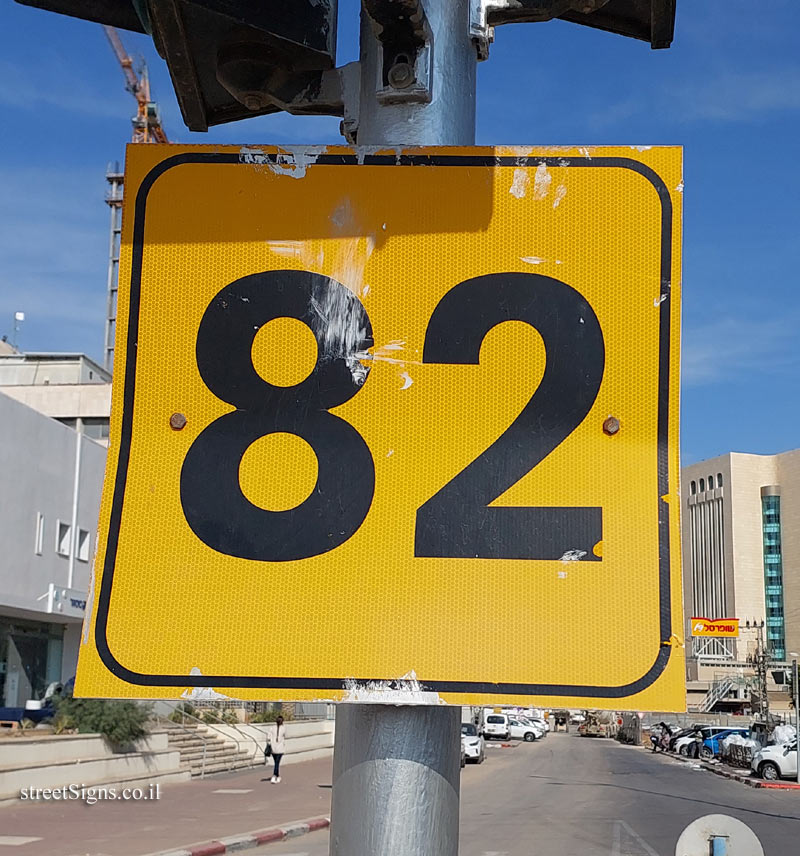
<box><xmin>180</xmin><ymin>748</ymin><xmax>252</xmax><ymax>763</ymax></box>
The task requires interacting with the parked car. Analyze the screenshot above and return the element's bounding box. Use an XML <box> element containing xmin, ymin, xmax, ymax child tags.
<box><xmin>483</xmin><ymin>713</ymin><xmax>510</xmax><ymax>740</ymax></box>
<box><xmin>461</xmin><ymin>723</ymin><xmax>486</xmax><ymax>763</ymax></box>
<box><xmin>701</xmin><ymin>728</ymin><xmax>750</xmax><ymax>759</ymax></box>
<box><xmin>508</xmin><ymin>716</ymin><xmax>540</xmax><ymax>742</ymax></box>
<box><xmin>460</xmin><ymin>735</ymin><xmax>466</xmax><ymax>768</ymax></box>
<box><xmin>674</xmin><ymin>726</ymin><xmax>733</xmax><ymax>756</ymax></box>
<box><xmin>751</xmin><ymin>741</ymin><xmax>798</xmax><ymax>781</ymax></box>
<box><xmin>666</xmin><ymin>726</ymin><xmax>702</xmax><ymax>752</ymax></box>
<box><xmin>518</xmin><ymin>716</ymin><xmax>548</xmax><ymax>738</ymax></box>
<box><xmin>570</xmin><ymin>711</ymin><xmax>586</xmax><ymax>724</ymax></box>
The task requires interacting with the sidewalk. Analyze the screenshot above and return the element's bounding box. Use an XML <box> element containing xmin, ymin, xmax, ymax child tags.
<box><xmin>2</xmin><ymin>756</ymin><xmax>333</xmax><ymax>856</ymax></box>
<box><xmin>643</xmin><ymin>745</ymin><xmax>800</xmax><ymax>791</ymax></box>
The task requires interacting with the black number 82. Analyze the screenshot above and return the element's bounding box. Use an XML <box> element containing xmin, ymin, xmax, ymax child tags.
<box><xmin>180</xmin><ymin>270</ymin><xmax>605</xmax><ymax>562</ymax></box>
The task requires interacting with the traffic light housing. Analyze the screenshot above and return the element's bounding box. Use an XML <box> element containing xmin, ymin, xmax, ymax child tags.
<box><xmin>15</xmin><ymin>0</ymin><xmax>676</xmax><ymax>132</ymax></box>
<box><xmin>15</xmin><ymin>0</ymin><xmax>339</xmax><ymax>130</ymax></box>
<box><xmin>484</xmin><ymin>1</ymin><xmax>676</xmax><ymax>50</ymax></box>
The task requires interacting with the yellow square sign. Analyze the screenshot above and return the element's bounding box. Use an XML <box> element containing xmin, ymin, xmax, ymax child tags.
<box><xmin>77</xmin><ymin>144</ymin><xmax>685</xmax><ymax>711</ymax></box>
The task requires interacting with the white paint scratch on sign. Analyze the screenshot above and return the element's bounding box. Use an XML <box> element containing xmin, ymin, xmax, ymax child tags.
<box><xmin>342</xmin><ymin>671</ymin><xmax>444</xmax><ymax>705</ymax></box>
<box><xmin>521</xmin><ymin>256</ymin><xmax>545</xmax><ymax>265</ymax></box>
<box><xmin>182</xmin><ymin>668</ymin><xmax>230</xmax><ymax>700</ymax></box>
<box><xmin>399</xmin><ymin>371</ymin><xmax>413</xmax><ymax>390</ymax></box>
<box><xmin>654</xmin><ymin>294</ymin><xmax>667</xmax><ymax>307</ymax></box>
<box><xmin>309</xmin><ymin>280</ymin><xmax>371</xmax><ymax>386</ymax></box>
<box><xmin>238</xmin><ymin>146</ymin><xmax>324</xmax><ymax>179</ymax></box>
<box><xmin>533</xmin><ymin>163</ymin><xmax>552</xmax><ymax>200</ymax></box>
<box><xmin>509</xmin><ymin>168</ymin><xmax>529</xmax><ymax>199</ymax></box>
<box><xmin>560</xmin><ymin>550</ymin><xmax>587</xmax><ymax>562</ymax></box>
<box><xmin>553</xmin><ymin>184</ymin><xmax>567</xmax><ymax>208</ymax></box>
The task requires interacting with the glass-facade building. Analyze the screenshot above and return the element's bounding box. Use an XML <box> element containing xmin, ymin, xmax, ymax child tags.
<box><xmin>761</xmin><ymin>487</ymin><xmax>785</xmax><ymax>661</ymax></box>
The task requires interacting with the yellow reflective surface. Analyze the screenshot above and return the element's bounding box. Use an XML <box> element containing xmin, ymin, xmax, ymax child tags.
<box><xmin>76</xmin><ymin>145</ymin><xmax>684</xmax><ymax>711</ymax></box>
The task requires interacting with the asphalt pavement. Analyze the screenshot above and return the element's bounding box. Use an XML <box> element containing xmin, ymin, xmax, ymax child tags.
<box><xmin>249</xmin><ymin>734</ymin><xmax>800</xmax><ymax>856</ymax></box>
<box><xmin>5</xmin><ymin>734</ymin><xmax>800</xmax><ymax>855</ymax></box>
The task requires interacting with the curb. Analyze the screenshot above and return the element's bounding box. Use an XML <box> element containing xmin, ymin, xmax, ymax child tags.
<box><xmin>150</xmin><ymin>816</ymin><xmax>330</xmax><ymax>856</ymax></box>
<box><xmin>643</xmin><ymin>746</ymin><xmax>800</xmax><ymax>791</ymax></box>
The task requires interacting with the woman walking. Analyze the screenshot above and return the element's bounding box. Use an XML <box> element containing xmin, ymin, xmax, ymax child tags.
<box><xmin>270</xmin><ymin>715</ymin><xmax>286</xmax><ymax>783</ymax></box>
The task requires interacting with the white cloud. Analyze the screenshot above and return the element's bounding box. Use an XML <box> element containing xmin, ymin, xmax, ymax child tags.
<box><xmin>682</xmin><ymin>315</ymin><xmax>799</xmax><ymax>386</ymax></box>
<box><xmin>669</xmin><ymin>68</ymin><xmax>800</xmax><ymax>122</ymax></box>
<box><xmin>0</xmin><ymin>59</ymin><xmax>126</xmax><ymax>120</ymax></box>
<box><xmin>590</xmin><ymin>66</ymin><xmax>800</xmax><ymax>128</ymax></box>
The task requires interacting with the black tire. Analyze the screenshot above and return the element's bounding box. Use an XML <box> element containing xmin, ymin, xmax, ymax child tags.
<box><xmin>478</xmin><ymin>750</ymin><xmax>485</xmax><ymax>764</ymax></box>
<box><xmin>679</xmin><ymin>744</ymin><xmax>689</xmax><ymax>757</ymax></box>
<box><xmin>524</xmin><ymin>732</ymin><xmax>535</xmax><ymax>742</ymax></box>
<box><xmin>760</xmin><ymin>762</ymin><xmax>781</xmax><ymax>781</ymax></box>
<box><xmin>700</xmin><ymin>746</ymin><xmax>713</xmax><ymax>760</ymax></box>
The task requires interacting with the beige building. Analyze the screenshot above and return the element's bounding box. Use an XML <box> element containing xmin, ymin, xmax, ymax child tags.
<box><xmin>0</xmin><ymin>351</ymin><xmax>111</xmax><ymax>446</ymax></box>
<box><xmin>681</xmin><ymin>450</ymin><xmax>800</xmax><ymax>712</ymax></box>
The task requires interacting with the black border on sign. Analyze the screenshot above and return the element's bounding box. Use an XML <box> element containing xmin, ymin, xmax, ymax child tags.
<box><xmin>96</xmin><ymin>151</ymin><xmax>675</xmax><ymax>698</ymax></box>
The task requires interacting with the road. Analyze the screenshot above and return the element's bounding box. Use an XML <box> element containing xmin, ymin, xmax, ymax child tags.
<box><xmin>252</xmin><ymin>733</ymin><xmax>800</xmax><ymax>855</ymax></box>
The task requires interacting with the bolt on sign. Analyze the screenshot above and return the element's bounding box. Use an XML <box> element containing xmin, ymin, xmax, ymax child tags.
<box><xmin>76</xmin><ymin>145</ymin><xmax>685</xmax><ymax>711</ymax></box>
<box><xmin>691</xmin><ymin>618</ymin><xmax>740</xmax><ymax>638</ymax></box>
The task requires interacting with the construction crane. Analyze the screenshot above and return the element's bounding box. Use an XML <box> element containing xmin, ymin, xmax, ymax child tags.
<box><xmin>102</xmin><ymin>25</ymin><xmax>168</xmax><ymax>371</ymax></box>
<box><xmin>103</xmin><ymin>25</ymin><xmax>168</xmax><ymax>144</ymax></box>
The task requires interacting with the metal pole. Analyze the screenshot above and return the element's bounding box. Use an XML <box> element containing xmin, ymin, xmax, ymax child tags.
<box><xmin>67</xmin><ymin>428</ymin><xmax>83</xmax><ymax>589</ymax></box>
<box><xmin>328</xmin><ymin>4</ymin><xmax>476</xmax><ymax>854</ymax></box>
<box><xmin>330</xmin><ymin>704</ymin><xmax>461</xmax><ymax>856</ymax></box>
<box><xmin>793</xmin><ymin>658</ymin><xmax>799</xmax><ymax>783</ymax></box>
<box><xmin>356</xmin><ymin>0</ymin><xmax>476</xmax><ymax>146</ymax></box>
<box><xmin>104</xmin><ymin>167</ymin><xmax>123</xmax><ymax>372</ymax></box>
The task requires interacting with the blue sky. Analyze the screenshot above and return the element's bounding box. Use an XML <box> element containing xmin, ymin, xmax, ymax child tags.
<box><xmin>1</xmin><ymin>0</ymin><xmax>798</xmax><ymax>464</ymax></box>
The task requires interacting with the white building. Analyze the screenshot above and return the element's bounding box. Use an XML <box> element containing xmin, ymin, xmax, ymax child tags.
<box><xmin>0</xmin><ymin>353</ymin><xmax>109</xmax><ymax>708</ymax></box>
<box><xmin>0</xmin><ymin>351</ymin><xmax>111</xmax><ymax>445</ymax></box>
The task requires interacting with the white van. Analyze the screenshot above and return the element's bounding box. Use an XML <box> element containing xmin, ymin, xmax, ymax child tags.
<box><xmin>483</xmin><ymin>713</ymin><xmax>510</xmax><ymax>740</ymax></box>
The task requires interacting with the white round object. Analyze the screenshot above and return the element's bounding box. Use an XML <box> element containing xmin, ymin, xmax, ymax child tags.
<box><xmin>675</xmin><ymin>814</ymin><xmax>764</xmax><ymax>856</ymax></box>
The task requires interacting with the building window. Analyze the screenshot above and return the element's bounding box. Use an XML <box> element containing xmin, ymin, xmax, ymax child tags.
<box><xmin>717</xmin><ymin>473</ymin><xmax>723</xmax><ymax>487</ymax></box>
<box><xmin>77</xmin><ymin>529</ymin><xmax>90</xmax><ymax>562</ymax></box>
<box><xmin>35</xmin><ymin>513</ymin><xmax>44</xmax><ymax>556</ymax></box>
<box><xmin>699</xmin><ymin>478</ymin><xmax>705</xmax><ymax>492</ymax></box>
<box><xmin>56</xmin><ymin>521</ymin><xmax>71</xmax><ymax>557</ymax></box>
<box><xmin>82</xmin><ymin>418</ymin><xmax>109</xmax><ymax>441</ymax></box>
<box><xmin>761</xmin><ymin>494</ymin><xmax>785</xmax><ymax>660</ymax></box>
<box><xmin>690</xmin><ymin>481</ymin><xmax>696</xmax><ymax>494</ymax></box>
<box><xmin>708</xmin><ymin>475</ymin><xmax>715</xmax><ymax>490</ymax></box>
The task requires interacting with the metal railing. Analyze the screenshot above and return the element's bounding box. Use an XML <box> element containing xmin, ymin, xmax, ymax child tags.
<box><xmin>699</xmin><ymin>677</ymin><xmax>735</xmax><ymax>712</ymax></box>
<box><xmin>163</xmin><ymin>707</ymin><xmax>263</xmax><ymax>769</ymax></box>
<box><xmin>158</xmin><ymin>715</ymin><xmax>212</xmax><ymax>778</ymax></box>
